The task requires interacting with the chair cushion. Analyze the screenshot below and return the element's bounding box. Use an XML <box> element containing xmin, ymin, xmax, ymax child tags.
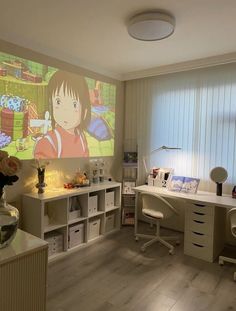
<box><xmin>142</xmin><ymin>208</ymin><xmax>164</xmax><ymax>219</ymax></box>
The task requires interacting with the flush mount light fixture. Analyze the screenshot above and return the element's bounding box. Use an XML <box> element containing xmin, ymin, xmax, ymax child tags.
<box><xmin>127</xmin><ymin>11</ymin><xmax>175</xmax><ymax>41</ymax></box>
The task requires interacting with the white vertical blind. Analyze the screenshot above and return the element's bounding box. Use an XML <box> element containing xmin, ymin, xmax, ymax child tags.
<box><xmin>124</xmin><ymin>64</ymin><xmax>236</xmax><ymax>192</ymax></box>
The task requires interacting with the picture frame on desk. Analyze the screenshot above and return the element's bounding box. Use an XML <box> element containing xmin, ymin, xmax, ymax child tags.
<box><xmin>181</xmin><ymin>177</ymin><xmax>200</xmax><ymax>194</ymax></box>
<box><xmin>167</xmin><ymin>175</ymin><xmax>200</xmax><ymax>194</ymax></box>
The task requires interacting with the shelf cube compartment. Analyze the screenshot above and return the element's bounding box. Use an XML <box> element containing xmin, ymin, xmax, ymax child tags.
<box><xmin>44</xmin><ymin>198</ymin><xmax>68</xmax><ymax>229</ymax></box>
<box><xmin>69</xmin><ymin>197</ymin><xmax>82</xmax><ymax>220</ymax></box>
<box><xmin>88</xmin><ymin>217</ymin><xmax>101</xmax><ymax>240</ymax></box>
<box><xmin>105</xmin><ymin>212</ymin><xmax>116</xmax><ymax>233</ymax></box>
<box><xmin>105</xmin><ymin>191</ymin><xmax>115</xmax><ymax>209</ymax></box>
<box><xmin>45</xmin><ymin>231</ymin><xmax>64</xmax><ymax>257</ymax></box>
<box><xmin>69</xmin><ymin>194</ymin><xmax>87</xmax><ymax>220</ymax></box>
<box><xmin>68</xmin><ymin>222</ymin><xmax>85</xmax><ymax>248</ymax></box>
<box><xmin>88</xmin><ymin>194</ymin><xmax>98</xmax><ymax>216</ymax></box>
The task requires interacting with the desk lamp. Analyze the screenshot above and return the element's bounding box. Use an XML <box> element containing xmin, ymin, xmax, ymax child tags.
<box><xmin>143</xmin><ymin>145</ymin><xmax>181</xmax><ymax>174</ymax></box>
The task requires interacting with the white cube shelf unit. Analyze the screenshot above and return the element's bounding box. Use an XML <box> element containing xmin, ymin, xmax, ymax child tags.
<box><xmin>22</xmin><ymin>182</ymin><xmax>121</xmax><ymax>259</ymax></box>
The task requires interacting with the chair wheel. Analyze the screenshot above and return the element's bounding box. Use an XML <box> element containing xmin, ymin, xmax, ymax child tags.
<box><xmin>169</xmin><ymin>249</ymin><xmax>174</xmax><ymax>255</ymax></box>
<box><xmin>141</xmin><ymin>246</ymin><xmax>146</xmax><ymax>252</ymax></box>
<box><xmin>219</xmin><ymin>259</ymin><xmax>224</xmax><ymax>266</ymax></box>
<box><xmin>135</xmin><ymin>236</ymin><xmax>139</xmax><ymax>242</ymax></box>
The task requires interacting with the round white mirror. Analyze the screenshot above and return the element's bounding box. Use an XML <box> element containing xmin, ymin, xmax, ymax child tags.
<box><xmin>210</xmin><ymin>167</ymin><xmax>228</xmax><ymax>183</ymax></box>
<box><xmin>209</xmin><ymin>167</ymin><xmax>228</xmax><ymax>196</ymax></box>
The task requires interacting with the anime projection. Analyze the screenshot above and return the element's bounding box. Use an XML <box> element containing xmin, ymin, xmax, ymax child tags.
<box><xmin>0</xmin><ymin>52</ymin><xmax>116</xmax><ymax>159</ymax></box>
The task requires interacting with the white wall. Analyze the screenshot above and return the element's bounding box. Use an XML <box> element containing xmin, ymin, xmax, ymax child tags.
<box><xmin>0</xmin><ymin>40</ymin><xmax>124</xmax><ymax>208</ymax></box>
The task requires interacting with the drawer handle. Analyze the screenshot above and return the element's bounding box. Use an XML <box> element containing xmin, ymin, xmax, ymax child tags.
<box><xmin>193</xmin><ymin>220</ymin><xmax>204</xmax><ymax>224</ymax></box>
<box><xmin>193</xmin><ymin>212</ymin><xmax>205</xmax><ymax>216</ymax></box>
<box><xmin>75</xmin><ymin>229</ymin><xmax>80</xmax><ymax>233</ymax></box>
<box><xmin>93</xmin><ymin>223</ymin><xmax>97</xmax><ymax>226</ymax></box>
<box><xmin>192</xmin><ymin>231</ymin><xmax>204</xmax><ymax>236</ymax></box>
<box><xmin>192</xmin><ymin>243</ymin><xmax>204</xmax><ymax>248</ymax></box>
<box><xmin>194</xmin><ymin>204</ymin><xmax>205</xmax><ymax>207</ymax></box>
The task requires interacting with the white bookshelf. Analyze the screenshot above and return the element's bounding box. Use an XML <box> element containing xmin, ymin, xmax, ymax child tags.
<box><xmin>22</xmin><ymin>182</ymin><xmax>121</xmax><ymax>260</ymax></box>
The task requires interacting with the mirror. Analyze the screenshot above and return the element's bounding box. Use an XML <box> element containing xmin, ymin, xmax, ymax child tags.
<box><xmin>210</xmin><ymin>167</ymin><xmax>228</xmax><ymax>196</ymax></box>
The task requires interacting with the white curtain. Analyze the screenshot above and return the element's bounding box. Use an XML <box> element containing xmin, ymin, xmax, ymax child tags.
<box><xmin>124</xmin><ymin>64</ymin><xmax>236</xmax><ymax>192</ymax></box>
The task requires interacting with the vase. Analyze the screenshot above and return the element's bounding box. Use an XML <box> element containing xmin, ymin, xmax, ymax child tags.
<box><xmin>0</xmin><ymin>188</ymin><xmax>19</xmax><ymax>248</ymax></box>
<box><xmin>36</xmin><ymin>168</ymin><xmax>46</xmax><ymax>194</ymax></box>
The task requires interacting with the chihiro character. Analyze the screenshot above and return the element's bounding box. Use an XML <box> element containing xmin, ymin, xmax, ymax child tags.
<box><xmin>34</xmin><ymin>70</ymin><xmax>91</xmax><ymax>158</ymax></box>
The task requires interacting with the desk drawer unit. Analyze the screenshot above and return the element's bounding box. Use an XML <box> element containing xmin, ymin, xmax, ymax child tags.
<box><xmin>185</xmin><ymin>217</ymin><xmax>213</xmax><ymax>235</ymax></box>
<box><xmin>184</xmin><ymin>203</ymin><xmax>215</xmax><ymax>262</ymax></box>
<box><xmin>185</xmin><ymin>230</ymin><xmax>213</xmax><ymax>246</ymax></box>
<box><xmin>184</xmin><ymin>241</ymin><xmax>212</xmax><ymax>262</ymax></box>
<box><xmin>187</xmin><ymin>203</ymin><xmax>213</xmax><ymax>216</ymax></box>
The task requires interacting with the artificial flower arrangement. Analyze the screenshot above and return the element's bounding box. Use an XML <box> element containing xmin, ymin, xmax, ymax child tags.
<box><xmin>0</xmin><ymin>150</ymin><xmax>22</xmax><ymax>196</ymax></box>
<box><xmin>32</xmin><ymin>159</ymin><xmax>50</xmax><ymax>171</ymax></box>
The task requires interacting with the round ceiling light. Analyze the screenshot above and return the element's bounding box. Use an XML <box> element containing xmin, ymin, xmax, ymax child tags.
<box><xmin>127</xmin><ymin>11</ymin><xmax>175</xmax><ymax>41</ymax></box>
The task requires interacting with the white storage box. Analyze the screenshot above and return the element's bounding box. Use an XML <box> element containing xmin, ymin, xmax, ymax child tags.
<box><xmin>45</xmin><ymin>232</ymin><xmax>64</xmax><ymax>256</ymax></box>
<box><xmin>69</xmin><ymin>209</ymin><xmax>81</xmax><ymax>220</ymax></box>
<box><xmin>69</xmin><ymin>196</ymin><xmax>82</xmax><ymax>220</ymax></box>
<box><xmin>68</xmin><ymin>223</ymin><xmax>84</xmax><ymax>248</ymax></box>
<box><xmin>88</xmin><ymin>195</ymin><xmax>98</xmax><ymax>216</ymax></box>
<box><xmin>105</xmin><ymin>213</ymin><xmax>115</xmax><ymax>233</ymax></box>
<box><xmin>106</xmin><ymin>191</ymin><xmax>115</xmax><ymax>209</ymax></box>
<box><xmin>89</xmin><ymin>218</ymin><xmax>101</xmax><ymax>240</ymax></box>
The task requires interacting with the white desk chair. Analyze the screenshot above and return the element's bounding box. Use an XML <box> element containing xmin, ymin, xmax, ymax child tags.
<box><xmin>219</xmin><ymin>208</ymin><xmax>236</xmax><ymax>281</ymax></box>
<box><xmin>140</xmin><ymin>192</ymin><xmax>179</xmax><ymax>255</ymax></box>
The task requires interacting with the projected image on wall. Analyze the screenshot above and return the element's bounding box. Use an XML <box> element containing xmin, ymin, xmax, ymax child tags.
<box><xmin>0</xmin><ymin>52</ymin><xmax>116</xmax><ymax>159</ymax></box>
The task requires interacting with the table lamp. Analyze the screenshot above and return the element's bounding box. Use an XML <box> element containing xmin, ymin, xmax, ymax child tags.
<box><xmin>143</xmin><ymin>145</ymin><xmax>181</xmax><ymax>174</ymax></box>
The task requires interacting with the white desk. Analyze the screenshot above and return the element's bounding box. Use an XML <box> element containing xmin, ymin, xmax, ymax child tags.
<box><xmin>133</xmin><ymin>185</ymin><xmax>236</xmax><ymax>262</ymax></box>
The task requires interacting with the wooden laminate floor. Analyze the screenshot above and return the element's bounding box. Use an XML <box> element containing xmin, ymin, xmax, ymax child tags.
<box><xmin>47</xmin><ymin>225</ymin><xmax>236</xmax><ymax>311</ymax></box>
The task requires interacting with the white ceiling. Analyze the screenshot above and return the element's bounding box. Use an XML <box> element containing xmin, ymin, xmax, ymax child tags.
<box><xmin>1</xmin><ymin>0</ymin><xmax>236</xmax><ymax>81</ymax></box>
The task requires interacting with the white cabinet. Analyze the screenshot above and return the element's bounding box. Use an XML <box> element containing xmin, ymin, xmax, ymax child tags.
<box><xmin>22</xmin><ymin>182</ymin><xmax>121</xmax><ymax>260</ymax></box>
<box><xmin>184</xmin><ymin>202</ymin><xmax>226</xmax><ymax>262</ymax></box>
<box><xmin>0</xmin><ymin>229</ymin><xmax>48</xmax><ymax>311</ymax></box>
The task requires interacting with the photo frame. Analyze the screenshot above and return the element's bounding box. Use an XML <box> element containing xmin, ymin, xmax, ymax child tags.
<box><xmin>167</xmin><ymin>175</ymin><xmax>200</xmax><ymax>194</ymax></box>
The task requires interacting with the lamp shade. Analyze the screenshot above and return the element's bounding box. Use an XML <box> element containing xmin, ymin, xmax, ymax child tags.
<box><xmin>127</xmin><ymin>12</ymin><xmax>175</xmax><ymax>41</ymax></box>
